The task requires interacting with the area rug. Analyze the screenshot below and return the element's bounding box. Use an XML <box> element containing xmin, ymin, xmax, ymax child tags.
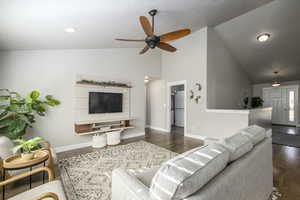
<box><xmin>58</xmin><ymin>141</ymin><xmax>177</xmax><ymax>200</ymax></box>
<box><xmin>58</xmin><ymin>140</ymin><xmax>281</xmax><ymax>200</ymax></box>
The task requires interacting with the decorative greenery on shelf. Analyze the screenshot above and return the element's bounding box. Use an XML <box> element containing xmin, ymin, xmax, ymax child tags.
<box><xmin>0</xmin><ymin>89</ymin><xmax>60</xmax><ymax>140</ymax></box>
<box><xmin>77</xmin><ymin>79</ymin><xmax>131</xmax><ymax>88</ymax></box>
<box><xmin>13</xmin><ymin>137</ymin><xmax>43</xmax><ymax>154</ymax></box>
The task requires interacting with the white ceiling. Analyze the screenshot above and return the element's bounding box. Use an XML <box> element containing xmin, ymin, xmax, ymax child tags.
<box><xmin>0</xmin><ymin>0</ymin><xmax>273</xmax><ymax>50</ymax></box>
<box><xmin>214</xmin><ymin>0</ymin><xmax>300</xmax><ymax>84</ymax></box>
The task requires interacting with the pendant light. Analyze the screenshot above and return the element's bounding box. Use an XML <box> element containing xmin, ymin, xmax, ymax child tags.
<box><xmin>272</xmin><ymin>71</ymin><xmax>281</xmax><ymax>87</ymax></box>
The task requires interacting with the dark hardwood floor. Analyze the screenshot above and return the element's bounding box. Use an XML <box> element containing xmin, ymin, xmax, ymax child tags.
<box><xmin>2</xmin><ymin>126</ymin><xmax>300</xmax><ymax>200</ymax></box>
<box><xmin>272</xmin><ymin>125</ymin><xmax>300</xmax><ymax>136</ymax></box>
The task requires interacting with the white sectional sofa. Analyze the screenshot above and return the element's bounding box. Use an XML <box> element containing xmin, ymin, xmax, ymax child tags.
<box><xmin>112</xmin><ymin>125</ymin><xmax>273</xmax><ymax>200</ymax></box>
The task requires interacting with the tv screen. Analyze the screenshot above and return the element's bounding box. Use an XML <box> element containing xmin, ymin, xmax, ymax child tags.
<box><xmin>89</xmin><ymin>92</ymin><xmax>123</xmax><ymax>114</ymax></box>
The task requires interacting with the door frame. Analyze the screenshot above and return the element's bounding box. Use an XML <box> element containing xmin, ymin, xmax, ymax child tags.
<box><xmin>263</xmin><ymin>85</ymin><xmax>299</xmax><ymax>126</ymax></box>
<box><xmin>166</xmin><ymin>80</ymin><xmax>187</xmax><ymax>135</ymax></box>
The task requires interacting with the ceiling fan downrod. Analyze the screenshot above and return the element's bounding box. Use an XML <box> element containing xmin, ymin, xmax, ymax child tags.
<box><xmin>148</xmin><ymin>9</ymin><xmax>157</xmax><ymax>33</ymax></box>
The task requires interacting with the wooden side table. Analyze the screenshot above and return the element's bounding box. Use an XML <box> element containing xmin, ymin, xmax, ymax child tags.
<box><xmin>2</xmin><ymin>150</ymin><xmax>49</xmax><ymax>200</ymax></box>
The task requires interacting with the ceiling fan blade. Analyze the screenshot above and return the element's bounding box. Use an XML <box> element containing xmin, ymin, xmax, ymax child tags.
<box><xmin>139</xmin><ymin>16</ymin><xmax>153</xmax><ymax>36</ymax></box>
<box><xmin>160</xmin><ymin>29</ymin><xmax>191</xmax><ymax>42</ymax></box>
<box><xmin>157</xmin><ymin>42</ymin><xmax>177</xmax><ymax>52</ymax></box>
<box><xmin>116</xmin><ymin>38</ymin><xmax>144</xmax><ymax>42</ymax></box>
<box><xmin>139</xmin><ymin>45</ymin><xmax>150</xmax><ymax>54</ymax></box>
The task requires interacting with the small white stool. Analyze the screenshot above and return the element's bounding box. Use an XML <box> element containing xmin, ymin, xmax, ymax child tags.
<box><xmin>92</xmin><ymin>133</ymin><xmax>107</xmax><ymax>148</ymax></box>
<box><xmin>107</xmin><ymin>129</ymin><xmax>123</xmax><ymax>145</ymax></box>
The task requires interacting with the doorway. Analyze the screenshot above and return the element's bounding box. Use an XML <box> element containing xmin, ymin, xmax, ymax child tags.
<box><xmin>167</xmin><ymin>81</ymin><xmax>187</xmax><ymax>135</ymax></box>
<box><xmin>263</xmin><ymin>85</ymin><xmax>299</xmax><ymax>126</ymax></box>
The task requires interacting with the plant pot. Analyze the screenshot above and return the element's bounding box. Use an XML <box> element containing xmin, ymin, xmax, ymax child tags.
<box><xmin>92</xmin><ymin>134</ymin><xmax>107</xmax><ymax>148</ymax></box>
<box><xmin>107</xmin><ymin>130</ymin><xmax>121</xmax><ymax>145</ymax></box>
<box><xmin>21</xmin><ymin>152</ymin><xmax>35</xmax><ymax>160</ymax></box>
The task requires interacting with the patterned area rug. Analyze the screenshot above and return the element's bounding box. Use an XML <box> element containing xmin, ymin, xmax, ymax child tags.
<box><xmin>58</xmin><ymin>140</ymin><xmax>281</xmax><ymax>200</ymax></box>
<box><xmin>58</xmin><ymin>141</ymin><xmax>177</xmax><ymax>200</ymax></box>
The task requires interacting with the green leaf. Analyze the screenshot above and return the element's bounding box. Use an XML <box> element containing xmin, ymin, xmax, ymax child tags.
<box><xmin>13</xmin><ymin>137</ymin><xmax>43</xmax><ymax>153</ymax></box>
<box><xmin>25</xmin><ymin>96</ymin><xmax>33</xmax><ymax>103</ymax></box>
<box><xmin>31</xmin><ymin>136</ymin><xmax>42</xmax><ymax>142</ymax></box>
<box><xmin>45</xmin><ymin>95</ymin><xmax>60</xmax><ymax>106</ymax></box>
<box><xmin>13</xmin><ymin>144</ymin><xmax>24</xmax><ymax>153</ymax></box>
<box><xmin>8</xmin><ymin>104</ymin><xmax>30</xmax><ymax>114</ymax></box>
<box><xmin>0</xmin><ymin>105</ymin><xmax>8</xmax><ymax>111</ymax></box>
<box><xmin>8</xmin><ymin>119</ymin><xmax>26</xmax><ymax>136</ymax></box>
<box><xmin>0</xmin><ymin>126</ymin><xmax>9</xmax><ymax>134</ymax></box>
<box><xmin>30</xmin><ymin>91</ymin><xmax>40</xmax><ymax>99</ymax></box>
<box><xmin>0</xmin><ymin>89</ymin><xmax>9</xmax><ymax>92</ymax></box>
<box><xmin>10</xmin><ymin>92</ymin><xmax>21</xmax><ymax>99</ymax></box>
<box><xmin>45</xmin><ymin>95</ymin><xmax>53</xmax><ymax>101</ymax></box>
<box><xmin>34</xmin><ymin>105</ymin><xmax>46</xmax><ymax>115</ymax></box>
<box><xmin>0</xmin><ymin>117</ymin><xmax>13</xmax><ymax>128</ymax></box>
<box><xmin>18</xmin><ymin>114</ymin><xmax>33</xmax><ymax>125</ymax></box>
<box><xmin>6</xmin><ymin>126</ymin><xmax>27</xmax><ymax>140</ymax></box>
<box><xmin>25</xmin><ymin>114</ymin><xmax>35</xmax><ymax>123</ymax></box>
<box><xmin>14</xmin><ymin>139</ymin><xmax>26</xmax><ymax>145</ymax></box>
<box><xmin>0</xmin><ymin>96</ymin><xmax>10</xmax><ymax>101</ymax></box>
<box><xmin>0</xmin><ymin>110</ymin><xmax>8</xmax><ymax>119</ymax></box>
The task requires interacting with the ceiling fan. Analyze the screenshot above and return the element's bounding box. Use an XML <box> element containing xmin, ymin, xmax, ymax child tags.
<box><xmin>116</xmin><ymin>9</ymin><xmax>191</xmax><ymax>54</ymax></box>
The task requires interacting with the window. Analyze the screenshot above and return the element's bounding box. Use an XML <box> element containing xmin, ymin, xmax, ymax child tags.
<box><xmin>289</xmin><ymin>91</ymin><xmax>295</xmax><ymax>122</ymax></box>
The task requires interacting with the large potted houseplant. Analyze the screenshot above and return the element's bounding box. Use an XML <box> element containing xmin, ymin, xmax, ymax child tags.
<box><xmin>13</xmin><ymin>137</ymin><xmax>43</xmax><ymax>160</ymax></box>
<box><xmin>0</xmin><ymin>89</ymin><xmax>60</xmax><ymax>140</ymax></box>
<box><xmin>251</xmin><ymin>97</ymin><xmax>264</xmax><ymax>108</ymax></box>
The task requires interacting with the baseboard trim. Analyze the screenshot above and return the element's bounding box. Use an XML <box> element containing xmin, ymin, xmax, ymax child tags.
<box><xmin>54</xmin><ymin>132</ymin><xmax>145</xmax><ymax>153</ymax></box>
<box><xmin>146</xmin><ymin>125</ymin><xmax>169</xmax><ymax>132</ymax></box>
<box><xmin>122</xmin><ymin>132</ymin><xmax>145</xmax><ymax>139</ymax></box>
<box><xmin>185</xmin><ymin>134</ymin><xmax>207</xmax><ymax>141</ymax></box>
<box><xmin>55</xmin><ymin>142</ymin><xmax>92</xmax><ymax>153</ymax></box>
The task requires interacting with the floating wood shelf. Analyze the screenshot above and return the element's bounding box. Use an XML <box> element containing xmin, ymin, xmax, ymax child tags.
<box><xmin>77</xmin><ymin>126</ymin><xmax>135</xmax><ymax>136</ymax></box>
<box><xmin>75</xmin><ymin>117</ymin><xmax>136</xmax><ymax>125</ymax></box>
<box><xmin>75</xmin><ymin>118</ymin><xmax>136</xmax><ymax>136</ymax></box>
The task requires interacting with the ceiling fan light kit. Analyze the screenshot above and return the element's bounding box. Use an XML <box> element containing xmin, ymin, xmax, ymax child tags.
<box><xmin>272</xmin><ymin>71</ymin><xmax>281</xmax><ymax>87</ymax></box>
<box><xmin>116</xmin><ymin>9</ymin><xmax>191</xmax><ymax>54</ymax></box>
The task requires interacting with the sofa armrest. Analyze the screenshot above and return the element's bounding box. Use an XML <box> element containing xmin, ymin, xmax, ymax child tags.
<box><xmin>112</xmin><ymin>168</ymin><xmax>152</xmax><ymax>200</ymax></box>
<box><xmin>32</xmin><ymin>192</ymin><xmax>59</xmax><ymax>200</ymax></box>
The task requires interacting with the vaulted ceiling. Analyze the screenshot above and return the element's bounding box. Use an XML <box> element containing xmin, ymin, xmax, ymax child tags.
<box><xmin>214</xmin><ymin>0</ymin><xmax>300</xmax><ymax>84</ymax></box>
<box><xmin>0</xmin><ymin>0</ymin><xmax>273</xmax><ymax>50</ymax></box>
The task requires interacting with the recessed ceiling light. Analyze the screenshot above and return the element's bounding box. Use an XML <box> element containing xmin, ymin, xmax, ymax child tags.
<box><xmin>64</xmin><ymin>28</ymin><xmax>76</xmax><ymax>33</ymax></box>
<box><xmin>257</xmin><ymin>33</ymin><xmax>270</xmax><ymax>42</ymax></box>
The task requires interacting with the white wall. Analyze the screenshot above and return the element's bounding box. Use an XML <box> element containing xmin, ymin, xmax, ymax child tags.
<box><xmin>160</xmin><ymin>27</ymin><xmax>250</xmax><ymax>139</ymax></box>
<box><xmin>146</xmin><ymin>80</ymin><xmax>167</xmax><ymax>130</ymax></box>
<box><xmin>207</xmin><ymin>27</ymin><xmax>251</xmax><ymax>109</ymax></box>
<box><xmin>0</xmin><ymin>49</ymin><xmax>161</xmax><ymax>148</ymax></box>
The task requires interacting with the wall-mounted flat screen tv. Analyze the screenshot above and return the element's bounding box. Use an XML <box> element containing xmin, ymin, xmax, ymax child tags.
<box><xmin>89</xmin><ymin>92</ymin><xmax>123</xmax><ymax>114</ymax></box>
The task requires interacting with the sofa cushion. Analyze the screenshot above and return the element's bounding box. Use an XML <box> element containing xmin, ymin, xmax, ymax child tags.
<box><xmin>149</xmin><ymin>144</ymin><xmax>229</xmax><ymax>200</ymax></box>
<box><xmin>240</xmin><ymin>125</ymin><xmax>266</xmax><ymax>145</ymax></box>
<box><xmin>220</xmin><ymin>133</ymin><xmax>253</xmax><ymax>162</ymax></box>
